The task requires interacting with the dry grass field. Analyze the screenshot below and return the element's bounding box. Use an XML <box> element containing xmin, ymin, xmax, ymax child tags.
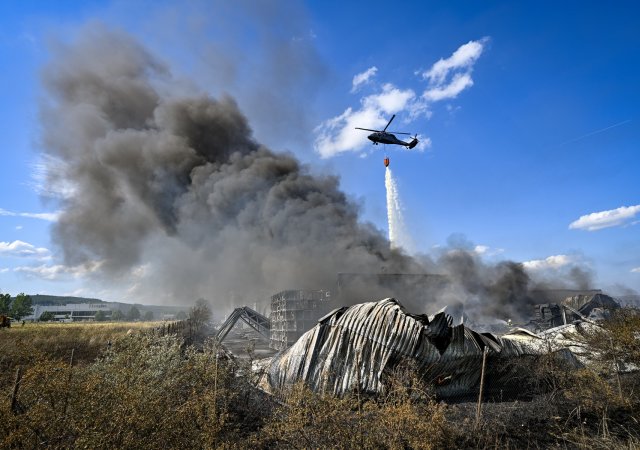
<box><xmin>1</xmin><ymin>312</ymin><xmax>639</xmax><ymax>448</ymax></box>
<box><xmin>0</xmin><ymin>321</ymin><xmax>164</xmax><ymax>391</ymax></box>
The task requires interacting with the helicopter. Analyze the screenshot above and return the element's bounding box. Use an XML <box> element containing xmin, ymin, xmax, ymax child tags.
<box><xmin>355</xmin><ymin>114</ymin><xmax>418</xmax><ymax>149</ymax></box>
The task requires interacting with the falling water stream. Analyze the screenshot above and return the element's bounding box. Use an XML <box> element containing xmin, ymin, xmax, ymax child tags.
<box><xmin>385</xmin><ymin>166</ymin><xmax>407</xmax><ymax>250</ymax></box>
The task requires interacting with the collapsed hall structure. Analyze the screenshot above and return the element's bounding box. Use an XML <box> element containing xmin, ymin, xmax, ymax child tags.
<box><xmin>530</xmin><ymin>290</ymin><xmax>619</xmax><ymax>330</ymax></box>
<box><xmin>215</xmin><ymin>289</ymin><xmax>332</xmax><ymax>352</ymax></box>
<box><xmin>260</xmin><ymin>298</ymin><xmax>567</xmax><ymax>397</ymax></box>
<box><xmin>214</xmin><ymin>276</ymin><xmax>621</xmax><ymax>398</ymax></box>
<box><xmin>215</xmin><ymin>273</ymin><xmax>445</xmax><ymax>352</ymax></box>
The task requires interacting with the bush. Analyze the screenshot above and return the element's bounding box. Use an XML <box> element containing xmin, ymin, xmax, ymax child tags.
<box><xmin>253</xmin><ymin>360</ymin><xmax>451</xmax><ymax>449</ymax></box>
<box><xmin>38</xmin><ymin>311</ymin><xmax>55</xmax><ymax>322</ymax></box>
<box><xmin>0</xmin><ymin>334</ymin><xmax>271</xmax><ymax>449</ymax></box>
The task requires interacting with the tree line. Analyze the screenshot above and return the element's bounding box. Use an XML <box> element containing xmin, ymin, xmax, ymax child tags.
<box><xmin>1</xmin><ymin>293</ymin><xmax>189</xmax><ymax>322</ymax></box>
<box><xmin>0</xmin><ymin>293</ymin><xmax>33</xmax><ymax>320</ymax></box>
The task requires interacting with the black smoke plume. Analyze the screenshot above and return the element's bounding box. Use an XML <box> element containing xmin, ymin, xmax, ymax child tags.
<box><xmin>40</xmin><ymin>26</ymin><xmax>420</xmax><ymax>308</ymax></box>
<box><xmin>40</xmin><ymin>26</ymin><xmax>595</xmax><ymax>320</ymax></box>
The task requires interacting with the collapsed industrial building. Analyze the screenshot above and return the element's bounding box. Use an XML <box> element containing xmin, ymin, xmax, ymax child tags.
<box><xmin>530</xmin><ymin>291</ymin><xmax>620</xmax><ymax>330</ymax></box>
<box><xmin>213</xmin><ymin>275</ymin><xmax>623</xmax><ymax>399</ymax></box>
<box><xmin>259</xmin><ymin>298</ymin><xmax>586</xmax><ymax>398</ymax></box>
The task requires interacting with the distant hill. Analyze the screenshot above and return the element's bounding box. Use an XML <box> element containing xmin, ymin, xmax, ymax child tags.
<box><xmin>25</xmin><ymin>294</ymin><xmax>104</xmax><ymax>306</ymax></box>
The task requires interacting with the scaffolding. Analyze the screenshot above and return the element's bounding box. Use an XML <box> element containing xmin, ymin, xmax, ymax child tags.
<box><xmin>269</xmin><ymin>290</ymin><xmax>331</xmax><ymax>351</ymax></box>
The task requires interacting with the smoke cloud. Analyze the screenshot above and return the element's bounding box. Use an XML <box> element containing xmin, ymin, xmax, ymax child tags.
<box><xmin>39</xmin><ymin>25</ymin><xmax>597</xmax><ymax>321</ymax></box>
<box><xmin>40</xmin><ymin>26</ymin><xmax>420</xmax><ymax>308</ymax></box>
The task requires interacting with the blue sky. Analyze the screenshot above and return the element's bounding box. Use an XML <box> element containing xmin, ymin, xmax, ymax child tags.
<box><xmin>0</xmin><ymin>0</ymin><xmax>639</xmax><ymax>300</ymax></box>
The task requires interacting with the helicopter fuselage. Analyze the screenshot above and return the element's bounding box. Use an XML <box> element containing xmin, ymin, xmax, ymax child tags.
<box><xmin>355</xmin><ymin>114</ymin><xmax>419</xmax><ymax>149</ymax></box>
<box><xmin>368</xmin><ymin>132</ymin><xmax>416</xmax><ymax>148</ymax></box>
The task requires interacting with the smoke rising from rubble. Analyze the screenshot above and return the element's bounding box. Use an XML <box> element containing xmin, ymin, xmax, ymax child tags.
<box><xmin>40</xmin><ymin>26</ymin><xmax>597</xmax><ymax>320</ymax></box>
<box><xmin>413</xmin><ymin>235</ymin><xmax>597</xmax><ymax>322</ymax></box>
<box><xmin>40</xmin><ymin>26</ymin><xmax>421</xmax><ymax>308</ymax></box>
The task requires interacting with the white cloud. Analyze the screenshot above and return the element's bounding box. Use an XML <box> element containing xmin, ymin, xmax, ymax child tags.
<box><xmin>422</xmin><ymin>39</ymin><xmax>486</xmax><ymax>85</ymax></box>
<box><xmin>423</xmin><ymin>73</ymin><xmax>474</xmax><ymax>102</ymax></box>
<box><xmin>413</xmin><ymin>137</ymin><xmax>432</xmax><ymax>151</ymax></box>
<box><xmin>314</xmin><ymin>38</ymin><xmax>488</xmax><ymax>158</ymax></box>
<box><xmin>314</xmin><ymin>84</ymin><xmax>416</xmax><ymax>158</ymax></box>
<box><xmin>569</xmin><ymin>205</ymin><xmax>640</xmax><ymax>231</ymax></box>
<box><xmin>351</xmin><ymin>66</ymin><xmax>377</xmax><ymax>93</ymax></box>
<box><xmin>420</xmin><ymin>38</ymin><xmax>488</xmax><ymax>103</ymax></box>
<box><xmin>0</xmin><ymin>240</ymin><xmax>50</xmax><ymax>259</ymax></box>
<box><xmin>474</xmin><ymin>245</ymin><xmax>489</xmax><ymax>254</ymax></box>
<box><xmin>13</xmin><ymin>261</ymin><xmax>101</xmax><ymax>281</ymax></box>
<box><xmin>364</xmin><ymin>83</ymin><xmax>416</xmax><ymax>114</ymax></box>
<box><xmin>0</xmin><ymin>208</ymin><xmax>59</xmax><ymax>222</ymax></box>
<box><xmin>631</xmin><ymin>267</ymin><xmax>640</xmax><ymax>273</ymax></box>
<box><xmin>474</xmin><ymin>245</ymin><xmax>504</xmax><ymax>256</ymax></box>
<box><xmin>522</xmin><ymin>254</ymin><xmax>573</xmax><ymax>271</ymax></box>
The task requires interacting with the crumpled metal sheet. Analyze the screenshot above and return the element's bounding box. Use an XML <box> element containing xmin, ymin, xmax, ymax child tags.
<box><xmin>262</xmin><ymin>298</ymin><xmax>581</xmax><ymax>397</ymax></box>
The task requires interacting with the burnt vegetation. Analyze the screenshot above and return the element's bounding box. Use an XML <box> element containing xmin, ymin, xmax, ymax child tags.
<box><xmin>1</xmin><ymin>308</ymin><xmax>639</xmax><ymax>449</ymax></box>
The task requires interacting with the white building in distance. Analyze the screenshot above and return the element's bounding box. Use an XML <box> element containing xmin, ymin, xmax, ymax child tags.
<box><xmin>24</xmin><ymin>303</ymin><xmax>112</xmax><ymax>322</ymax></box>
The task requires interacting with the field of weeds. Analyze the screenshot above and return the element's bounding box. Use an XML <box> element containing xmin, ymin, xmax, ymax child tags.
<box><xmin>1</xmin><ymin>311</ymin><xmax>640</xmax><ymax>449</ymax></box>
<box><xmin>0</xmin><ymin>321</ymin><xmax>165</xmax><ymax>391</ymax></box>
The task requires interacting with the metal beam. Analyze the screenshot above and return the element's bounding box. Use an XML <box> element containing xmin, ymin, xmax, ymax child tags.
<box><xmin>215</xmin><ymin>307</ymin><xmax>271</xmax><ymax>343</ymax></box>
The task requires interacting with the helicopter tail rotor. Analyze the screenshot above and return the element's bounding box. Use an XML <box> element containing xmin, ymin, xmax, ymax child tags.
<box><xmin>407</xmin><ymin>135</ymin><xmax>419</xmax><ymax>149</ymax></box>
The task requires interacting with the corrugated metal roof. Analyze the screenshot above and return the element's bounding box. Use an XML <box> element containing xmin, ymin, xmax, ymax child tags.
<box><xmin>262</xmin><ymin>298</ymin><xmax>583</xmax><ymax>398</ymax></box>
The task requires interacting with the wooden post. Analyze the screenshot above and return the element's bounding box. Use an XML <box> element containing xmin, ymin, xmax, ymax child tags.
<box><xmin>10</xmin><ymin>366</ymin><xmax>22</xmax><ymax>413</ymax></box>
<box><xmin>475</xmin><ymin>346</ymin><xmax>489</xmax><ymax>428</ymax></box>
<box><xmin>213</xmin><ymin>348</ymin><xmax>218</xmax><ymax>422</ymax></box>
<box><xmin>64</xmin><ymin>348</ymin><xmax>75</xmax><ymax>414</ymax></box>
<box><xmin>610</xmin><ymin>337</ymin><xmax>623</xmax><ymax>401</ymax></box>
<box><xmin>355</xmin><ymin>351</ymin><xmax>362</xmax><ymax>447</ymax></box>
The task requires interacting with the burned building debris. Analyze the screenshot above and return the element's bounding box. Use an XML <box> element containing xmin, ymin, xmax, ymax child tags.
<box><xmin>212</xmin><ymin>283</ymin><xmax>626</xmax><ymax>398</ymax></box>
<box><xmin>531</xmin><ymin>289</ymin><xmax>603</xmax><ymax>304</ymax></box>
<box><xmin>213</xmin><ymin>289</ymin><xmax>332</xmax><ymax>356</ymax></box>
<box><xmin>531</xmin><ymin>292</ymin><xmax>620</xmax><ymax>331</ymax></box>
<box><xmin>216</xmin><ymin>306</ymin><xmax>271</xmax><ymax>342</ymax></box>
<box><xmin>269</xmin><ymin>290</ymin><xmax>332</xmax><ymax>351</ymax></box>
<box><xmin>563</xmin><ymin>293</ymin><xmax>620</xmax><ymax>318</ymax></box>
<box><xmin>216</xmin><ymin>273</ymin><xmax>446</xmax><ymax>352</ymax></box>
<box><xmin>259</xmin><ymin>298</ymin><xmax>583</xmax><ymax>399</ymax></box>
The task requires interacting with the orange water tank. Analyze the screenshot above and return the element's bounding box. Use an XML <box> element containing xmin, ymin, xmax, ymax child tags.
<box><xmin>383</xmin><ymin>157</ymin><xmax>390</xmax><ymax>167</ymax></box>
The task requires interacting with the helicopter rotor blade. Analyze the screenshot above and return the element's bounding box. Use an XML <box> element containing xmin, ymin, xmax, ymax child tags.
<box><xmin>382</xmin><ymin>114</ymin><xmax>396</xmax><ymax>132</ymax></box>
<box><xmin>355</xmin><ymin>127</ymin><xmax>381</xmax><ymax>132</ymax></box>
<box><xmin>387</xmin><ymin>131</ymin><xmax>412</xmax><ymax>135</ymax></box>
